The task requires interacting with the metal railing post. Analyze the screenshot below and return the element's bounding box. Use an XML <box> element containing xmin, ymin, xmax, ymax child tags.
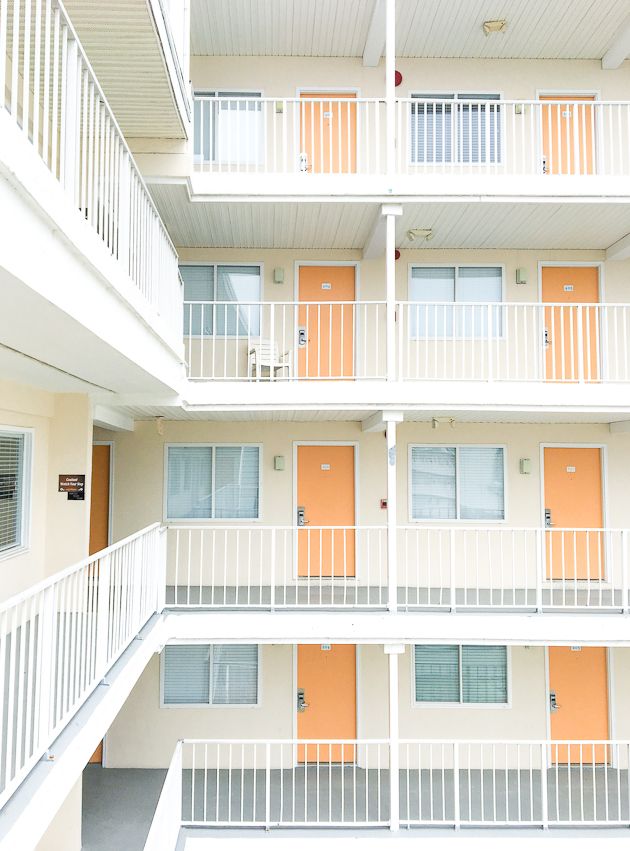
<box><xmin>453</xmin><ymin>743</ymin><xmax>461</xmax><ymax>829</ymax></box>
<box><xmin>265</xmin><ymin>743</ymin><xmax>271</xmax><ymax>828</ymax></box>
<box><xmin>36</xmin><ymin>585</ymin><xmax>57</xmax><ymax>749</ymax></box>
<box><xmin>536</xmin><ymin>528</ymin><xmax>544</xmax><ymax>613</ymax></box>
<box><xmin>270</xmin><ymin>529</ymin><xmax>276</xmax><ymax>611</ymax></box>
<box><xmin>622</xmin><ymin>529</ymin><xmax>629</xmax><ymax>614</ymax></box>
<box><xmin>95</xmin><ymin>554</ymin><xmax>111</xmax><ymax>678</ymax></box>
<box><xmin>540</xmin><ymin>742</ymin><xmax>549</xmax><ymax>829</ymax></box>
<box><xmin>62</xmin><ymin>36</ymin><xmax>80</xmax><ymax>200</ymax></box>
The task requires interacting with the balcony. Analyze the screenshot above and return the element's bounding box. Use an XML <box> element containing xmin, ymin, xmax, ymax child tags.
<box><xmin>184</xmin><ymin>300</ymin><xmax>630</xmax><ymax>384</ymax></box>
<box><xmin>190</xmin><ymin>96</ymin><xmax>630</xmax><ymax>196</ymax></box>
<box><xmin>165</xmin><ymin>525</ymin><xmax>630</xmax><ymax>613</ymax></box>
<box><xmin>143</xmin><ymin>737</ymin><xmax>630</xmax><ymax>843</ymax></box>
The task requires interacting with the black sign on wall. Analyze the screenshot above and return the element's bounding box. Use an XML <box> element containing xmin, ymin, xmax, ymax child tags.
<box><xmin>58</xmin><ymin>474</ymin><xmax>86</xmax><ymax>501</ymax></box>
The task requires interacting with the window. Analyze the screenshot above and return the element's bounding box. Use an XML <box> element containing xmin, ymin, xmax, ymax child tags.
<box><xmin>414</xmin><ymin>645</ymin><xmax>508</xmax><ymax>704</ymax></box>
<box><xmin>166</xmin><ymin>445</ymin><xmax>260</xmax><ymax>520</ymax></box>
<box><xmin>410</xmin><ymin>93</ymin><xmax>501</xmax><ymax>164</ymax></box>
<box><xmin>180</xmin><ymin>264</ymin><xmax>261</xmax><ymax>337</ymax></box>
<box><xmin>194</xmin><ymin>91</ymin><xmax>263</xmax><ymax>164</ymax></box>
<box><xmin>410</xmin><ymin>445</ymin><xmax>505</xmax><ymax>520</ymax></box>
<box><xmin>409</xmin><ymin>266</ymin><xmax>502</xmax><ymax>338</ymax></box>
<box><xmin>163</xmin><ymin>644</ymin><xmax>259</xmax><ymax>706</ymax></box>
<box><xmin>0</xmin><ymin>430</ymin><xmax>30</xmax><ymax>554</ymax></box>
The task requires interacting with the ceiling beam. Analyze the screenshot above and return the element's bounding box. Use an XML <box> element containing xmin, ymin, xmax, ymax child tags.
<box><xmin>602</xmin><ymin>14</ymin><xmax>630</xmax><ymax>69</ymax></box>
<box><xmin>93</xmin><ymin>404</ymin><xmax>135</xmax><ymax>432</ymax></box>
<box><xmin>610</xmin><ymin>421</ymin><xmax>630</xmax><ymax>433</ymax></box>
<box><xmin>363</xmin><ymin>0</ymin><xmax>386</xmax><ymax>67</ymax></box>
<box><xmin>363</xmin><ymin>203</ymin><xmax>403</xmax><ymax>259</ymax></box>
<box><xmin>362</xmin><ymin>410</ymin><xmax>404</xmax><ymax>432</ymax></box>
<box><xmin>606</xmin><ymin>232</ymin><xmax>630</xmax><ymax>261</ymax></box>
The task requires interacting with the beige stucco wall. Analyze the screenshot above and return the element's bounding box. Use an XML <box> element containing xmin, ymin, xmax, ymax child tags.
<box><xmin>0</xmin><ymin>381</ymin><xmax>93</xmax><ymax>599</ymax></box>
<box><xmin>35</xmin><ymin>777</ymin><xmax>82</xmax><ymax>851</ymax></box>
<box><xmin>105</xmin><ymin>645</ymin><xmax>294</xmax><ymax>768</ymax></box>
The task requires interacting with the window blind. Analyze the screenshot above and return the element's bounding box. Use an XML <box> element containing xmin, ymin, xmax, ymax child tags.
<box><xmin>457</xmin><ymin>267</ymin><xmax>502</xmax><ymax>336</ymax></box>
<box><xmin>166</xmin><ymin>446</ymin><xmax>213</xmax><ymax>519</ymax></box>
<box><xmin>0</xmin><ymin>432</ymin><xmax>25</xmax><ymax>552</ymax></box>
<box><xmin>211</xmin><ymin>645</ymin><xmax>258</xmax><ymax>705</ymax></box>
<box><xmin>459</xmin><ymin>447</ymin><xmax>504</xmax><ymax>520</ymax></box>
<box><xmin>216</xmin><ymin>91</ymin><xmax>263</xmax><ymax>166</ymax></box>
<box><xmin>216</xmin><ymin>266</ymin><xmax>261</xmax><ymax>336</ymax></box>
<box><xmin>410</xmin><ymin>93</ymin><xmax>500</xmax><ymax>164</ymax></box>
<box><xmin>410</xmin><ymin>94</ymin><xmax>454</xmax><ymax>164</ymax></box>
<box><xmin>457</xmin><ymin>94</ymin><xmax>501</xmax><ymax>164</ymax></box>
<box><xmin>214</xmin><ymin>447</ymin><xmax>259</xmax><ymax>519</ymax></box>
<box><xmin>409</xmin><ymin>267</ymin><xmax>456</xmax><ymax>337</ymax></box>
<box><xmin>181</xmin><ymin>265</ymin><xmax>214</xmax><ymax>336</ymax></box>
<box><xmin>410</xmin><ymin>447</ymin><xmax>456</xmax><ymax>520</ymax></box>
<box><xmin>415</xmin><ymin>645</ymin><xmax>460</xmax><ymax>702</ymax></box>
<box><xmin>462</xmin><ymin>646</ymin><xmax>507</xmax><ymax>703</ymax></box>
<box><xmin>163</xmin><ymin>644</ymin><xmax>211</xmax><ymax>705</ymax></box>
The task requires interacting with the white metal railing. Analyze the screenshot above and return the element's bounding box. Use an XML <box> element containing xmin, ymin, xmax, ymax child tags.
<box><xmin>1</xmin><ymin>0</ymin><xmax>182</xmax><ymax>334</ymax></box>
<box><xmin>152</xmin><ymin>739</ymin><xmax>630</xmax><ymax>832</ymax></box>
<box><xmin>400</xmin><ymin>740</ymin><xmax>630</xmax><ymax>827</ymax></box>
<box><xmin>397</xmin><ymin>99</ymin><xmax>630</xmax><ymax>177</ymax></box>
<box><xmin>184</xmin><ymin>301</ymin><xmax>386</xmax><ymax>380</ymax></box>
<box><xmin>0</xmin><ymin>523</ymin><xmax>164</xmax><ymax>809</ymax></box>
<box><xmin>166</xmin><ymin>526</ymin><xmax>388</xmax><ymax>608</ymax></box>
<box><xmin>180</xmin><ymin>739</ymin><xmax>390</xmax><ymax>827</ymax></box>
<box><xmin>397</xmin><ymin>302</ymin><xmax>630</xmax><ymax>382</ymax></box>
<box><xmin>193</xmin><ymin>96</ymin><xmax>385</xmax><ymax>175</ymax></box>
<box><xmin>166</xmin><ymin>525</ymin><xmax>629</xmax><ymax>613</ymax></box>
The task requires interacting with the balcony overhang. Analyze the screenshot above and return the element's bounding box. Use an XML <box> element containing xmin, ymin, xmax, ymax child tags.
<box><xmin>62</xmin><ymin>0</ymin><xmax>190</xmax><ymax>140</ymax></box>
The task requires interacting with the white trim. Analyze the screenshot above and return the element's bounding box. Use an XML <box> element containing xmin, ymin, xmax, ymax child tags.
<box><xmin>93</xmin><ymin>441</ymin><xmax>114</xmax><ymax>547</ymax></box>
<box><xmin>163</xmin><ymin>443</ymin><xmax>263</xmax><ymax>523</ymax></box>
<box><xmin>407</xmin><ymin>443</ymin><xmax>508</xmax><ymax>524</ymax></box>
<box><xmin>159</xmin><ymin>643</ymin><xmax>262</xmax><ymax>710</ymax></box>
<box><xmin>292</xmin><ymin>441</ymin><xmax>360</xmax><ymax>580</ymax></box>
<box><xmin>0</xmin><ymin>426</ymin><xmax>33</xmax><ymax>561</ymax></box>
<box><xmin>410</xmin><ymin>643</ymin><xmax>512</xmax><ymax>709</ymax></box>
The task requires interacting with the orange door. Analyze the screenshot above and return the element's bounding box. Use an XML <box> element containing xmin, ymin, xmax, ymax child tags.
<box><xmin>88</xmin><ymin>443</ymin><xmax>110</xmax><ymax>765</ymax></box>
<box><xmin>542</xmin><ymin>266</ymin><xmax>600</xmax><ymax>382</ymax></box>
<box><xmin>297</xmin><ymin>644</ymin><xmax>356</xmax><ymax>763</ymax></box>
<box><xmin>549</xmin><ymin>647</ymin><xmax>609</xmax><ymax>764</ymax></box>
<box><xmin>540</xmin><ymin>95</ymin><xmax>595</xmax><ymax>175</ymax></box>
<box><xmin>89</xmin><ymin>444</ymin><xmax>111</xmax><ymax>556</ymax></box>
<box><xmin>543</xmin><ymin>447</ymin><xmax>604</xmax><ymax>581</ymax></box>
<box><xmin>298</xmin><ymin>266</ymin><xmax>356</xmax><ymax>379</ymax></box>
<box><xmin>297</xmin><ymin>445</ymin><xmax>355</xmax><ymax>578</ymax></box>
<box><xmin>300</xmin><ymin>92</ymin><xmax>357</xmax><ymax>174</ymax></box>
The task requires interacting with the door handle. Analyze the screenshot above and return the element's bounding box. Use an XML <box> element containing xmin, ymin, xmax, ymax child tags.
<box><xmin>549</xmin><ymin>690</ymin><xmax>560</xmax><ymax>712</ymax></box>
<box><xmin>545</xmin><ymin>508</ymin><xmax>554</xmax><ymax>528</ymax></box>
<box><xmin>544</xmin><ymin>328</ymin><xmax>551</xmax><ymax>347</ymax></box>
<box><xmin>297</xmin><ymin>688</ymin><xmax>309</xmax><ymax>712</ymax></box>
<box><xmin>298</xmin><ymin>327</ymin><xmax>307</xmax><ymax>348</ymax></box>
<box><xmin>297</xmin><ymin>506</ymin><xmax>309</xmax><ymax>526</ymax></box>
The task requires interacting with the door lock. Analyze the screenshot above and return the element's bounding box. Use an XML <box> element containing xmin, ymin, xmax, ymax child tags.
<box><xmin>544</xmin><ymin>328</ymin><xmax>551</xmax><ymax>347</ymax></box>
<box><xmin>297</xmin><ymin>688</ymin><xmax>309</xmax><ymax>712</ymax></box>
<box><xmin>298</xmin><ymin>327</ymin><xmax>307</xmax><ymax>348</ymax></box>
<box><xmin>297</xmin><ymin>506</ymin><xmax>308</xmax><ymax>526</ymax></box>
<box><xmin>549</xmin><ymin>690</ymin><xmax>559</xmax><ymax>713</ymax></box>
<box><xmin>545</xmin><ymin>508</ymin><xmax>554</xmax><ymax>528</ymax></box>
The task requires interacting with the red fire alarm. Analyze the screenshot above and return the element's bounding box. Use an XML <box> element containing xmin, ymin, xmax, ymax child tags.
<box><xmin>394</xmin><ymin>70</ymin><xmax>403</xmax><ymax>87</ymax></box>
<box><xmin>380</xmin><ymin>498</ymin><xmax>388</xmax><ymax>510</ymax></box>
<box><xmin>394</xmin><ymin>249</ymin><xmax>401</xmax><ymax>260</ymax></box>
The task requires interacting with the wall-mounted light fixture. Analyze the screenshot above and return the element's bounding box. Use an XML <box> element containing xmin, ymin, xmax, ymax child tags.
<box><xmin>519</xmin><ymin>458</ymin><xmax>532</xmax><ymax>474</ymax></box>
<box><xmin>515</xmin><ymin>267</ymin><xmax>527</xmax><ymax>285</ymax></box>
<box><xmin>273</xmin><ymin>267</ymin><xmax>284</xmax><ymax>284</ymax></box>
<box><xmin>273</xmin><ymin>455</ymin><xmax>285</xmax><ymax>471</ymax></box>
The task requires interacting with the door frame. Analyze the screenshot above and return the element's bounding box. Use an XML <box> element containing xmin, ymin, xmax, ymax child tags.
<box><xmin>544</xmin><ymin>646</ymin><xmax>614</xmax><ymax>753</ymax></box>
<box><xmin>294</xmin><ymin>261</ymin><xmax>361</xmax><ymax>378</ymax></box>
<box><xmin>535</xmin><ymin>90</ymin><xmax>602</xmax><ymax>175</ymax></box>
<box><xmin>92</xmin><ymin>440</ymin><xmax>114</xmax><ymax>548</ymax></box>
<box><xmin>292</xmin><ymin>440</ymin><xmax>360</xmax><ymax>581</ymax></box>
<box><xmin>292</xmin><ymin>643</ymin><xmax>361</xmax><ymax>760</ymax></box>
<box><xmin>537</xmin><ymin>262</ymin><xmax>605</xmax><ymax>381</ymax></box>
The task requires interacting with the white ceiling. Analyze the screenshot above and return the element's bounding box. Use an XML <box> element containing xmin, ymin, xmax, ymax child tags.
<box><xmin>148</xmin><ymin>183</ymin><xmax>630</xmax><ymax>250</ymax></box>
<box><xmin>191</xmin><ymin>0</ymin><xmax>630</xmax><ymax>60</ymax></box>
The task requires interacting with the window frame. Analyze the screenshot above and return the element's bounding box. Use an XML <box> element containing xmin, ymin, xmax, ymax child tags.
<box><xmin>180</xmin><ymin>262</ymin><xmax>264</xmax><ymax>340</ymax></box>
<box><xmin>407</xmin><ymin>263</ymin><xmax>506</xmax><ymax>341</ymax></box>
<box><xmin>163</xmin><ymin>442</ymin><xmax>263</xmax><ymax>522</ymax></box>
<box><xmin>408</xmin><ymin>443</ymin><xmax>507</xmax><ymax>524</ymax></box>
<box><xmin>193</xmin><ymin>89</ymin><xmax>264</xmax><ymax>165</ymax></box>
<box><xmin>0</xmin><ymin>426</ymin><xmax>33</xmax><ymax>561</ymax></box>
<box><xmin>408</xmin><ymin>90</ymin><xmax>504</xmax><ymax>166</ymax></box>
<box><xmin>160</xmin><ymin>643</ymin><xmax>262</xmax><ymax>709</ymax></box>
<box><xmin>411</xmin><ymin>644</ymin><xmax>512</xmax><ymax>709</ymax></box>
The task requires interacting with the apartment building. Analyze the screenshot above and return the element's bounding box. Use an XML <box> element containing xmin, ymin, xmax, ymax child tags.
<box><xmin>3</xmin><ymin>1</ymin><xmax>630</xmax><ymax>848</ymax></box>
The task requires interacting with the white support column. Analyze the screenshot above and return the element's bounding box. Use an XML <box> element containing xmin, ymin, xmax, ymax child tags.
<box><xmin>385</xmin><ymin>0</ymin><xmax>396</xmax><ymax>176</ymax></box>
<box><xmin>383</xmin><ymin>204</ymin><xmax>402</xmax><ymax>382</ymax></box>
<box><xmin>385</xmin><ymin>414</ymin><xmax>403</xmax><ymax>611</ymax></box>
<box><xmin>384</xmin><ymin>643</ymin><xmax>405</xmax><ymax>831</ymax></box>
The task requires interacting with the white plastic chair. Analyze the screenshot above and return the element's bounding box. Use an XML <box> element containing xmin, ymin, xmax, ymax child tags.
<box><xmin>247</xmin><ymin>338</ymin><xmax>292</xmax><ymax>379</ymax></box>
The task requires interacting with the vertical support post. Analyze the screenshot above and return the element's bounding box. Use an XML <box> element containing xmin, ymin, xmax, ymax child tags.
<box><xmin>95</xmin><ymin>554</ymin><xmax>111</xmax><ymax>678</ymax></box>
<box><xmin>386</xmin><ymin>415</ymin><xmax>403</xmax><ymax>612</ymax></box>
<box><xmin>36</xmin><ymin>585</ymin><xmax>57</xmax><ymax>748</ymax></box>
<box><xmin>156</xmin><ymin>526</ymin><xmax>167</xmax><ymax>614</ymax></box>
<box><xmin>270</xmin><ymin>528</ymin><xmax>276</xmax><ymax>611</ymax></box>
<box><xmin>385</xmin><ymin>0</ymin><xmax>395</xmax><ymax>177</ymax></box>
<box><xmin>540</xmin><ymin>741</ymin><xmax>549</xmax><ymax>829</ymax></box>
<box><xmin>383</xmin><ymin>204</ymin><xmax>403</xmax><ymax>383</ymax></box>
<box><xmin>536</xmin><ymin>527</ymin><xmax>544</xmax><ymax>613</ymax></box>
<box><xmin>384</xmin><ymin>643</ymin><xmax>404</xmax><ymax>831</ymax></box>
<box><xmin>265</xmin><ymin>742</ymin><xmax>271</xmax><ymax>828</ymax></box>
<box><xmin>62</xmin><ymin>37</ymin><xmax>79</xmax><ymax>201</ymax></box>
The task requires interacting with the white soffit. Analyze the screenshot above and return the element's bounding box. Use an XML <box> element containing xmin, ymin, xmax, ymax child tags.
<box><xmin>149</xmin><ymin>184</ymin><xmax>630</xmax><ymax>250</ymax></box>
<box><xmin>191</xmin><ymin>0</ymin><xmax>630</xmax><ymax>61</ymax></box>
<box><xmin>149</xmin><ymin>184</ymin><xmax>378</xmax><ymax>248</ymax></box>
<box><xmin>63</xmin><ymin>0</ymin><xmax>186</xmax><ymax>139</ymax></box>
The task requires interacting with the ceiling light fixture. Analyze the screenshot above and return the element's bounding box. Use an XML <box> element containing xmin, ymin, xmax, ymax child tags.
<box><xmin>483</xmin><ymin>19</ymin><xmax>507</xmax><ymax>35</ymax></box>
<box><xmin>407</xmin><ymin>227</ymin><xmax>434</xmax><ymax>242</ymax></box>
